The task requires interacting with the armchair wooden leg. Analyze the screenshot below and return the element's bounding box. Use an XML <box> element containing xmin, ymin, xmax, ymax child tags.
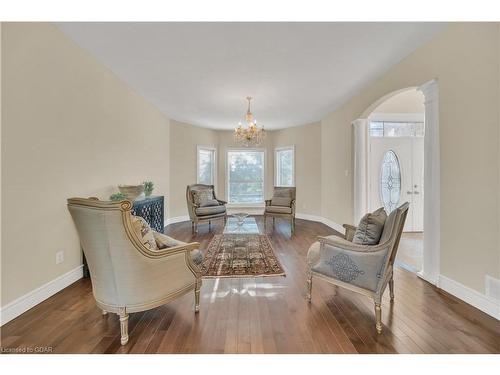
<box><xmin>375</xmin><ymin>302</ymin><xmax>382</xmax><ymax>334</ymax></box>
<box><xmin>191</xmin><ymin>221</ymin><xmax>195</xmax><ymax>234</ymax></box>
<box><xmin>264</xmin><ymin>215</ymin><xmax>266</xmax><ymax>230</ymax></box>
<box><xmin>291</xmin><ymin>217</ymin><xmax>295</xmax><ymax>234</ymax></box>
<box><xmin>208</xmin><ymin>220</ymin><xmax>211</xmax><ymax>231</ymax></box>
<box><xmin>306</xmin><ymin>270</ymin><xmax>313</xmax><ymax>303</ymax></box>
<box><xmin>118</xmin><ymin>308</ymin><xmax>129</xmax><ymax>345</ymax></box>
<box><xmin>389</xmin><ymin>277</ymin><xmax>395</xmax><ymax>302</ymax></box>
<box><xmin>194</xmin><ymin>278</ymin><xmax>201</xmax><ymax>313</ymax></box>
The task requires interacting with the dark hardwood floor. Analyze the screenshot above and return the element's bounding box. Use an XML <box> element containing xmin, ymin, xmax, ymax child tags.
<box><xmin>1</xmin><ymin>217</ymin><xmax>499</xmax><ymax>354</ymax></box>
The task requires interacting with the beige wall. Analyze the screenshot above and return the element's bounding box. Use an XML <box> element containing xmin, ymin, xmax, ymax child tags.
<box><xmin>321</xmin><ymin>23</ymin><xmax>500</xmax><ymax>292</ymax></box>
<box><xmin>169</xmin><ymin>120</ymin><xmax>218</xmax><ymax>218</ymax></box>
<box><xmin>272</xmin><ymin>122</ymin><xmax>322</xmax><ymax>215</ymax></box>
<box><xmin>1</xmin><ymin>23</ymin><xmax>171</xmax><ymax>306</ymax></box>
<box><xmin>372</xmin><ymin>89</ymin><xmax>424</xmax><ymax>114</ymax></box>
<box><xmin>169</xmin><ymin>123</ymin><xmax>322</xmax><ymax>217</ymax></box>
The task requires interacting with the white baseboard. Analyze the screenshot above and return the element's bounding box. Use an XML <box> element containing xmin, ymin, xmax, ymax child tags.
<box><xmin>0</xmin><ymin>265</ymin><xmax>84</xmax><ymax>326</ymax></box>
<box><xmin>417</xmin><ymin>270</ymin><xmax>438</xmax><ymax>285</ymax></box>
<box><xmin>164</xmin><ymin>215</ymin><xmax>190</xmax><ymax>227</ymax></box>
<box><xmin>295</xmin><ymin>213</ymin><xmax>344</xmax><ymax>234</ymax></box>
<box><xmin>437</xmin><ymin>275</ymin><xmax>500</xmax><ymax>320</ymax></box>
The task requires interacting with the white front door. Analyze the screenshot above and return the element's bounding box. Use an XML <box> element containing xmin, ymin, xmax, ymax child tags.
<box><xmin>369</xmin><ymin>137</ymin><xmax>424</xmax><ymax>232</ymax></box>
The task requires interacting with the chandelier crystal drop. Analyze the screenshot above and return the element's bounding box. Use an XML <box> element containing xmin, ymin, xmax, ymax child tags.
<box><xmin>234</xmin><ymin>96</ymin><xmax>265</xmax><ymax>147</ymax></box>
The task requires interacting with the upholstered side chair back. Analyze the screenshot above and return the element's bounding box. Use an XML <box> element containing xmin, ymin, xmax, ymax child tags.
<box><xmin>264</xmin><ymin>186</ymin><xmax>297</xmax><ymax>234</ymax></box>
<box><xmin>67</xmin><ymin>198</ymin><xmax>201</xmax><ymax>345</ymax></box>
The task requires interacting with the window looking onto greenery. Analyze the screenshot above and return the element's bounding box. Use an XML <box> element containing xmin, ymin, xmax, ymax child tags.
<box><xmin>275</xmin><ymin>147</ymin><xmax>294</xmax><ymax>187</ymax></box>
<box><xmin>227</xmin><ymin>150</ymin><xmax>264</xmax><ymax>204</ymax></box>
<box><xmin>197</xmin><ymin>146</ymin><xmax>216</xmax><ymax>185</ymax></box>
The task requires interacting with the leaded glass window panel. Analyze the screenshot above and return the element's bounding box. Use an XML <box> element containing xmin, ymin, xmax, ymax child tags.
<box><xmin>380</xmin><ymin>150</ymin><xmax>401</xmax><ymax>213</ymax></box>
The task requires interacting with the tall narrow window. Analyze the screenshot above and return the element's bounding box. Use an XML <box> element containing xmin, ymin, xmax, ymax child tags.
<box><xmin>197</xmin><ymin>146</ymin><xmax>216</xmax><ymax>185</ymax></box>
<box><xmin>227</xmin><ymin>150</ymin><xmax>265</xmax><ymax>204</ymax></box>
<box><xmin>275</xmin><ymin>147</ymin><xmax>295</xmax><ymax>187</ymax></box>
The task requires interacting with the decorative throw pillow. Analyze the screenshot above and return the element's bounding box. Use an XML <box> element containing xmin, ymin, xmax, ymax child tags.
<box><xmin>192</xmin><ymin>188</ymin><xmax>214</xmax><ymax>206</ymax></box>
<box><xmin>352</xmin><ymin>207</ymin><xmax>387</xmax><ymax>245</ymax></box>
<box><xmin>131</xmin><ymin>215</ymin><xmax>158</xmax><ymax>250</ymax></box>
<box><xmin>271</xmin><ymin>197</ymin><xmax>292</xmax><ymax>207</ymax></box>
<box><xmin>200</xmin><ymin>198</ymin><xmax>220</xmax><ymax>207</ymax></box>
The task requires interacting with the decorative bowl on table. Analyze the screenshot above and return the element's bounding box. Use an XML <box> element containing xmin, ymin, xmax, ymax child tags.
<box><xmin>118</xmin><ymin>184</ymin><xmax>144</xmax><ymax>201</ymax></box>
<box><xmin>232</xmin><ymin>212</ymin><xmax>249</xmax><ymax>226</ymax></box>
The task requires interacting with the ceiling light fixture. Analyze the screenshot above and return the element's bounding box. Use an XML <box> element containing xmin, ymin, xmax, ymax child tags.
<box><xmin>234</xmin><ymin>96</ymin><xmax>265</xmax><ymax>147</ymax></box>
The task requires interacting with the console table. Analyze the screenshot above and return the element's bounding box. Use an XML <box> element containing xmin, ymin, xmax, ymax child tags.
<box><xmin>132</xmin><ymin>195</ymin><xmax>165</xmax><ymax>233</ymax></box>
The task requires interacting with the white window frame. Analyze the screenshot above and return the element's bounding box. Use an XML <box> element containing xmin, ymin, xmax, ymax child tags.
<box><xmin>226</xmin><ymin>148</ymin><xmax>266</xmax><ymax>206</ymax></box>
<box><xmin>275</xmin><ymin>146</ymin><xmax>295</xmax><ymax>187</ymax></box>
<box><xmin>196</xmin><ymin>145</ymin><xmax>217</xmax><ymax>187</ymax></box>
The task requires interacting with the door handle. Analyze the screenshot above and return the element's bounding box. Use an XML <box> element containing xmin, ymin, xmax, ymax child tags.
<box><xmin>413</xmin><ymin>191</ymin><xmax>420</xmax><ymax>195</ymax></box>
<box><xmin>407</xmin><ymin>191</ymin><xmax>413</xmax><ymax>195</ymax></box>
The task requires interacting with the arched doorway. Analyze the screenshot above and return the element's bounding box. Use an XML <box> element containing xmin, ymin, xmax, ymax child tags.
<box><xmin>352</xmin><ymin>80</ymin><xmax>440</xmax><ymax>284</ymax></box>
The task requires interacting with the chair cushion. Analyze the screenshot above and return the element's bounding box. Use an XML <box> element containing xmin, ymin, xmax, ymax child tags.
<box><xmin>131</xmin><ymin>215</ymin><xmax>159</xmax><ymax>250</ymax></box>
<box><xmin>195</xmin><ymin>205</ymin><xmax>226</xmax><ymax>216</ymax></box>
<box><xmin>352</xmin><ymin>207</ymin><xmax>387</xmax><ymax>245</ymax></box>
<box><xmin>271</xmin><ymin>197</ymin><xmax>292</xmax><ymax>207</ymax></box>
<box><xmin>265</xmin><ymin>205</ymin><xmax>292</xmax><ymax>214</ymax></box>
<box><xmin>153</xmin><ymin>231</ymin><xmax>186</xmax><ymax>249</ymax></box>
<box><xmin>200</xmin><ymin>199</ymin><xmax>220</xmax><ymax>207</ymax></box>
<box><xmin>192</xmin><ymin>188</ymin><xmax>215</xmax><ymax>206</ymax></box>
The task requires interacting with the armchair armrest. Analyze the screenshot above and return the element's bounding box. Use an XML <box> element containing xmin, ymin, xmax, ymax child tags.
<box><xmin>144</xmin><ymin>241</ymin><xmax>200</xmax><ymax>259</ymax></box>
<box><xmin>265</xmin><ymin>199</ymin><xmax>272</xmax><ymax>206</ymax></box>
<box><xmin>217</xmin><ymin>199</ymin><xmax>227</xmax><ymax>205</ymax></box>
<box><xmin>343</xmin><ymin>224</ymin><xmax>357</xmax><ymax>242</ymax></box>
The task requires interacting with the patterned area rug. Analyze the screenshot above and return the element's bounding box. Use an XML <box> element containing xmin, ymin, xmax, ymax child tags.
<box><xmin>200</xmin><ymin>234</ymin><xmax>286</xmax><ymax>278</ymax></box>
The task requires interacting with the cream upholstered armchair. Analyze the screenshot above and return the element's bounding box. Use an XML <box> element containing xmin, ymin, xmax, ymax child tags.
<box><xmin>306</xmin><ymin>202</ymin><xmax>409</xmax><ymax>334</ymax></box>
<box><xmin>67</xmin><ymin>197</ymin><xmax>202</xmax><ymax>345</ymax></box>
<box><xmin>186</xmin><ymin>184</ymin><xmax>227</xmax><ymax>234</ymax></box>
<box><xmin>264</xmin><ymin>187</ymin><xmax>296</xmax><ymax>234</ymax></box>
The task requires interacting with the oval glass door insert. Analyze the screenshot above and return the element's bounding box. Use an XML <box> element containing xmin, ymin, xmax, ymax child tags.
<box><xmin>379</xmin><ymin>150</ymin><xmax>401</xmax><ymax>213</ymax></box>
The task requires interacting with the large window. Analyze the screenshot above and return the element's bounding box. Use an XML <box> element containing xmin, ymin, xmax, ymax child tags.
<box><xmin>197</xmin><ymin>146</ymin><xmax>216</xmax><ymax>185</ymax></box>
<box><xmin>275</xmin><ymin>146</ymin><xmax>295</xmax><ymax>187</ymax></box>
<box><xmin>227</xmin><ymin>149</ymin><xmax>265</xmax><ymax>204</ymax></box>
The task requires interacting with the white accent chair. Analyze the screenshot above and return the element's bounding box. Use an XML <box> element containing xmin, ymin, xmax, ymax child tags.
<box><xmin>306</xmin><ymin>202</ymin><xmax>409</xmax><ymax>334</ymax></box>
<box><xmin>67</xmin><ymin>197</ymin><xmax>202</xmax><ymax>345</ymax></box>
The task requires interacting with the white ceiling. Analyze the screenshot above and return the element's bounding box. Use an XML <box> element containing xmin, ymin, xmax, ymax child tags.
<box><xmin>56</xmin><ymin>23</ymin><xmax>444</xmax><ymax>130</ymax></box>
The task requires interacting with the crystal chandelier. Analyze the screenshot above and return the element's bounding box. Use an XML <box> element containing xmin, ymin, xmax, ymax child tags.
<box><xmin>234</xmin><ymin>96</ymin><xmax>265</xmax><ymax>147</ymax></box>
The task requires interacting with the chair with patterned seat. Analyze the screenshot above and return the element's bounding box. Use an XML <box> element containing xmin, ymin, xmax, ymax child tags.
<box><xmin>306</xmin><ymin>202</ymin><xmax>409</xmax><ymax>334</ymax></box>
